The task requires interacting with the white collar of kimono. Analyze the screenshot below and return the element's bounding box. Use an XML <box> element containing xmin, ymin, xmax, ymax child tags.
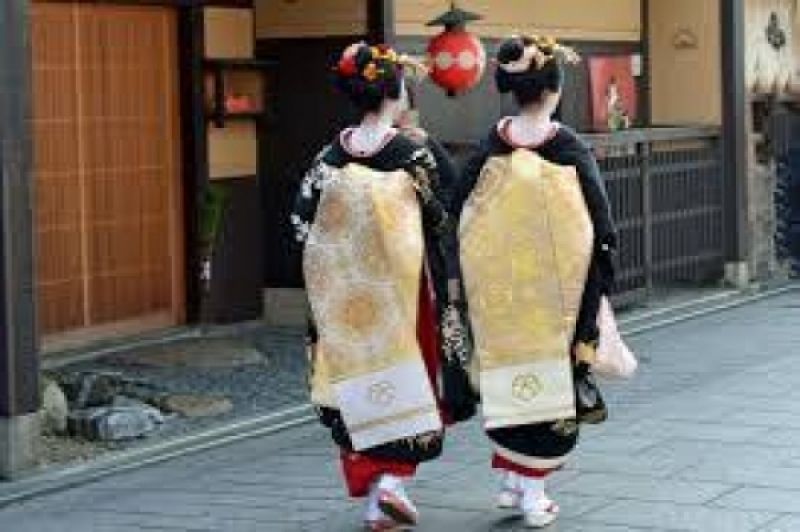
<box><xmin>499</xmin><ymin>115</ymin><xmax>560</xmax><ymax>148</ymax></box>
<box><xmin>341</xmin><ymin>83</ymin><xmax>409</xmax><ymax>158</ymax></box>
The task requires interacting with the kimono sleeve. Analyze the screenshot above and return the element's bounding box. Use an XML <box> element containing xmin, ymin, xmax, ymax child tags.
<box><xmin>289</xmin><ymin>147</ymin><xmax>333</xmax><ymax>343</ymax></box>
<box><xmin>449</xmin><ymin>141</ymin><xmax>491</xmax><ymax>218</ymax></box>
<box><xmin>289</xmin><ymin>146</ymin><xmax>333</xmax><ymax>253</ymax></box>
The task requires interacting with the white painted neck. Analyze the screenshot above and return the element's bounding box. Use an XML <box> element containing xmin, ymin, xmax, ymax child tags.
<box><xmin>507</xmin><ymin>112</ymin><xmax>555</xmax><ymax>147</ymax></box>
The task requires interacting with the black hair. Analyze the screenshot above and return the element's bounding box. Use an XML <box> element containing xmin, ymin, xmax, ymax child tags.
<box><xmin>335</xmin><ymin>43</ymin><xmax>404</xmax><ymax>114</ymax></box>
<box><xmin>495</xmin><ymin>36</ymin><xmax>564</xmax><ymax>108</ymax></box>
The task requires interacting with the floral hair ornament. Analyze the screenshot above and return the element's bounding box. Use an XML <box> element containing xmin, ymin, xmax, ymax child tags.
<box><xmin>398</xmin><ymin>54</ymin><xmax>430</xmax><ymax>82</ymax></box>
<box><xmin>335</xmin><ymin>42</ymin><xmax>407</xmax><ymax>83</ymax></box>
<box><xmin>497</xmin><ymin>35</ymin><xmax>581</xmax><ymax>74</ymax></box>
<box><xmin>335</xmin><ymin>41</ymin><xmax>364</xmax><ymax>77</ymax></box>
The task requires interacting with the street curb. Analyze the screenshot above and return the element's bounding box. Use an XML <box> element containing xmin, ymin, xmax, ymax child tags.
<box><xmin>0</xmin><ymin>405</ymin><xmax>316</xmax><ymax>508</ymax></box>
<box><xmin>1</xmin><ymin>283</ymin><xmax>796</xmax><ymax>508</ymax></box>
<box><xmin>620</xmin><ymin>283</ymin><xmax>797</xmax><ymax>337</ymax></box>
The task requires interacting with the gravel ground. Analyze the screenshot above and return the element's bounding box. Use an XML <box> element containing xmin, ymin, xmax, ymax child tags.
<box><xmin>39</xmin><ymin>327</ymin><xmax>308</xmax><ymax>469</ymax></box>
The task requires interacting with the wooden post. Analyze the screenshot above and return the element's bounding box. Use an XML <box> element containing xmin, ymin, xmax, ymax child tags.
<box><xmin>0</xmin><ymin>0</ymin><xmax>39</xmax><ymax>479</ymax></box>
<box><xmin>639</xmin><ymin>141</ymin><xmax>654</xmax><ymax>294</ymax></box>
<box><xmin>367</xmin><ymin>0</ymin><xmax>395</xmax><ymax>44</ymax></box>
<box><xmin>178</xmin><ymin>4</ymin><xmax>208</xmax><ymax>324</ymax></box>
<box><xmin>720</xmin><ymin>0</ymin><xmax>750</xmax><ymax>277</ymax></box>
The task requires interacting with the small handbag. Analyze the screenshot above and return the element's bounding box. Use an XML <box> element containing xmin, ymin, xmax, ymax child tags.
<box><xmin>574</xmin><ymin>361</ymin><xmax>608</xmax><ymax>425</ymax></box>
<box><xmin>594</xmin><ymin>297</ymin><xmax>638</xmax><ymax>379</ymax></box>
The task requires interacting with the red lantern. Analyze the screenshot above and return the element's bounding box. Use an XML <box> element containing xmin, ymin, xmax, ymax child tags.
<box><xmin>426</xmin><ymin>4</ymin><xmax>486</xmax><ymax>97</ymax></box>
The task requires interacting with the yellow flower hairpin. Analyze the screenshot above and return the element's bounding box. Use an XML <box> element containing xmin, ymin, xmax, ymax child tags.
<box><xmin>362</xmin><ymin>62</ymin><xmax>379</xmax><ymax>81</ymax></box>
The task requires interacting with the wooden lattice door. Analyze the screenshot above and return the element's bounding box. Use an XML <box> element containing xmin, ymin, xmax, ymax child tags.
<box><xmin>32</xmin><ymin>3</ymin><xmax>184</xmax><ymax>348</ymax></box>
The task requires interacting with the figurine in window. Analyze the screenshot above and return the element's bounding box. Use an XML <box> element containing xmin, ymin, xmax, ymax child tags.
<box><xmin>451</xmin><ymin>35</ymin><xmax>618</xmax><ymax>528</ymax></box>
<box><xmin>290</xmin><ymin>42</ymin><xmax>474</xmax><ymax>531</ymax></box>
<box><xmin>606</xmin><ymin>76</ymin><xmax>631</xmax><ymax>131</ymax></box>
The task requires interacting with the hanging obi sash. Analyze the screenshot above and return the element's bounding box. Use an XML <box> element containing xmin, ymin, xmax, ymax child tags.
<box><xmin>303</xmin><ymin>163</ymin><xmax>442</xmax><ymax>451</ymax></box>
<box><xmin>459</xmin><ymin>149</ymin><xmax>594</xmax><ymax>430</ymax></box>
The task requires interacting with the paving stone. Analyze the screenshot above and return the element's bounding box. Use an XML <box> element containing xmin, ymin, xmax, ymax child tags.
<box><xmin>580</xmin><ymin>500</ymin><xmax>776</xmax><ymax>532</ymax></box>
<box><xmin>117</xmin><ymin>338</ymin><xmax>266</xmax><ymax>369</ymax></box>
<box><xmin>759</xmin><ymin>516</ymin><xmax>800</xmax><ymax>531</ymax></box>
<box><xmin>623</xmin><ymin>419</ymin><xmax>772</xmax><ymax>444</ymax></box>
<box><xmin>726</xmin><ymin>410</ymin><xmax>800</xmax><ymax>430</ymax></box>
<box><xmin>578</xmin><ymin>434</ymin><xmax>664</xmax><ymax>454</ymax></box>
<box><xmin>555</xmin><ymin>472</ymin><xmax>733</xmax><ymax>505</ymax></box>
<box><xmin>711</xmin><ymin>487</ymin><xmax>800</xmax><ymax>513</ymax></box>
<box><xmin>565</xmin><ymin>449</ymin><xmax>690</xmax><ymax>478</ymax></box>
<box><xmin>679</xmin><ymin>463</ymin><xmax>800</xmax><ymax>490</ymax></box>
<box><xmin>160</xmin><ymin>394</ymin><xmax>234</xmax><ymax>418</ymax></box>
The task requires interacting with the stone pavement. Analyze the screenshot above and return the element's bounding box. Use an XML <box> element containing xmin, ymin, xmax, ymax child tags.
<box><xmin>0</xmin><ymin>288</ymin><xmax>799</xmax><ymax>531</ymax></box>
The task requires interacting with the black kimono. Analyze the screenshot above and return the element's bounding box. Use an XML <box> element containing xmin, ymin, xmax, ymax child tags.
<box><xmin>291</xmin><ymin>130</ymin><xmax>475</xmax><ymax>495</ymax></box>
<box><xmin>452</xmin><ymin>121</ymin><xmax>616</xmax><ymax>470</ymax></box>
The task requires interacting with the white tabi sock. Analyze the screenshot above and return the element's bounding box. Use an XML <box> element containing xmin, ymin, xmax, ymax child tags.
<box><xmin>365</xmin><ymin>481</ymin><xmax>384</xmax><ymax>523</ymax></box>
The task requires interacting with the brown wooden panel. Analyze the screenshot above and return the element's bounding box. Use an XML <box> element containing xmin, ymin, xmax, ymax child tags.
<box><xmin>32</xmin><ymin>3</ymin><xmax>184</xmax><ymax>343</ymax></box>
<box><xmin>31</xmin><ymin>3</ymin><xmax>85</xmax><ymax>334</ymax></box>
<box><xmin>77</xmin><ymin>5</ymin><xmax>183</xmax><ymax>326</ymax></box>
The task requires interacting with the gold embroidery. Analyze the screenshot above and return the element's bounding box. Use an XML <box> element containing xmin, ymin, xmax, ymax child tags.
<box><xmin>367</xmin><ymin>381</ymin><xmax>396</xmax><ymax>406</ymax></box>
<box><xmin>460</xmin><ymin>150</ymin><xmax>593</xmax><ymax>427</ymax></box>
<box><xmin>460</xmin><ymin>150</ymin><xmax>593</xmax><ymax>370</ymax></box>
<box><xmin>348</xmin><ymin>406</ymin><xmax>439</xmax><ymax>434</ymax></box>
<box><xmin>512</xmin><ymin>373</ymin><xmax>543</xmax><ymax>402</ymax></box>
<box><xmin>340</xmin><ymin>289</ymin><xmax>381</xmax><ymax>337</ymax></box>
<box><xmin>316</xmin><ymin>188</ymin><xmax>350</xmax><ymax>235</ymax></box>
<box><xmin>304</xmin><ymin>163</ymin><xmax>431</xmax><ymax>399</ymax></box>
<box><xmin>552</xmin><ymin>419</ymin><xmax>579</xmax><ymax>437</ymax></box>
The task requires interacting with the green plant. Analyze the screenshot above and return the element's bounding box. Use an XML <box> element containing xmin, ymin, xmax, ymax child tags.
<box><xmin>198</xmin><ymin>183</ymin><xmax>230</xmax><ymax>289</ymax></box>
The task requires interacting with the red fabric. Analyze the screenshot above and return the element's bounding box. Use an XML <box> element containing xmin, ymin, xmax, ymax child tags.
<box><xmin>492</xmin><ymin>453</ymin><xmax>559</xmax><ymax>479</ymax></box>
<box><xmin>338</xmin><ymin>271</ymin><xmax>443</xmax><ymax>498</ymax></box>
<box><xmin>340</xmin><ymin>450</ymin><xmax>417</xmax><ymax>498</ymax></box>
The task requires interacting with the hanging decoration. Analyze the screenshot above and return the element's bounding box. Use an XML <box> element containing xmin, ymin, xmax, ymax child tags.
<box><xmin>426</xmin><ymin>2</ymin><xmax>486</xmax><ymax>97</ymax></box>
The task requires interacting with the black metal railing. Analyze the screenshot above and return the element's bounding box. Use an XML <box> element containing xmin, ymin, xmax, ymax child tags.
<box><xmin>445</xmin><ymin>126</ymin><xmax>726</xmax><ymax>305</ymax></box>
<box><xmin>584</xmin><ymin>127</ymin><xmax>725</xmax><ymax>303</ymax></box>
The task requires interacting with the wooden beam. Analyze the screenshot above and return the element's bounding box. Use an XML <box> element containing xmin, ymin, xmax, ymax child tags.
<box><xmin>0</xmin><ymin>0</ymin><xmax>38</xmax><ymax>419</ymax></box>
<box><xmin>178</xmin><ymin>4</ymin><xmax>208</xmax><ymax>324</ymax></box>
<box><xmin>367</xmin><ymin>0</ymin><xmax>394</xmax><ymax>44</ymax></box>
<box><xmin>31</xmin><ymin>0</ymin><xmax>253</xmax><ymax>6</ymax></box>
<box><xmin>720</xmin><ymin>0</ymin><xmax>749</xmax><ymax>263</ymax></box>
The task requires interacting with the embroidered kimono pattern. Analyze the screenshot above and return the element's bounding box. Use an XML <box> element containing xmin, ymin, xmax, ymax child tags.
<box><xmin>460</xmin><ymin>150</ymin><xmax>594</xmax><ymax>430</ymax></box>
<box><xmin>453</xmin><ymin>123</ymin><xmax>616</xmax><ymax>469</ymax></box>
<box><xmin>303</xmin><ymin>163</ymin><xmax>441</xmax><ymax>451</ymax></box>
<box><xmin>292</xmin><ymin>133</ymin><xmax>474</xmax><ymax>464</ymax></box>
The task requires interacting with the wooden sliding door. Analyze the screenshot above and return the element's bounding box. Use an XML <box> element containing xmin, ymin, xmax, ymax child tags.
<box><xmin>31</xmin><ymin>3</ymin><xmax>184</xmax><ymax>348</ymax></box>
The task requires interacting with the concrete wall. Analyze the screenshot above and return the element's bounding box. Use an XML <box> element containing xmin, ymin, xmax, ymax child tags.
<box><xmin>394</xmin><ymin>0</ymin><xmax>641</xmax><ymax>41</ymax></box>
<box><xmin>649</xmin><ymin>0</ymin><xmax>722</xmax><ymax>126</ymax></box>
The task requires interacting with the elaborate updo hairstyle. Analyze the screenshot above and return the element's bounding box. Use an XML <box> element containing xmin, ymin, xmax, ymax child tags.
<box><xmin>334</xmin><ymin>42</ymin><xmax>405</xmax><ymax>114</ymax></box>
<box><xmin>494</xmin><ymin>35</ymin><xmax>580</xmax><ymax>107</ymax></box>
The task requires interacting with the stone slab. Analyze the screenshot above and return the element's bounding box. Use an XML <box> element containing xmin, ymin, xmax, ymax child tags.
<box><xmin>580</xmin><ymin>500</ymin><xmax>775</xmax><ymax>532</ymax></box>
<box><xmin>711</xmin><ymin>487</ymin><xmax>800</xmax><ymax>514</ymax></box>
<box><xmin>0</xmin><ymin>413</ymin><xmax>39</xmax><ymax>479</ymax></box>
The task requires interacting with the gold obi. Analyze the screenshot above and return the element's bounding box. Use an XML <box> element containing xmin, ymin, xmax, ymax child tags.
<box><xmin>459</xmin><ymin>149</ymin><xmax>594</xmax><ymax>429</ymax></box>
<box><xmin>303</xmin><ymin>163</ymin><xmax>441</xmax><ymax>450</ymax></box>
